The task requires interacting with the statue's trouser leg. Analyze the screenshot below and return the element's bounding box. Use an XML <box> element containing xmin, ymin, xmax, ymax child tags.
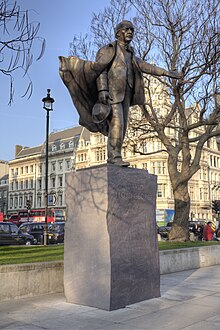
<box><xmin>107</xmin><ymin>103</ymin><xmax>124</xmax><ymax>161</ymax></box>
<box><xmin>107</xmin><ymin>84</ymin><xmax>132</xmax><ymax>162</ymax></box>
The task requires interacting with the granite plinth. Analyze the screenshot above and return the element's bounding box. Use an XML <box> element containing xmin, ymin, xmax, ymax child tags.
<box><xmin>64</xmin><ymin>165</ymin><xmax>159</xmax><ymax>311</ymax></box>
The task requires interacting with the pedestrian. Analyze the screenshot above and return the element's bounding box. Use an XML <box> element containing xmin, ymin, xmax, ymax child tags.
<box><xmin>203</xmin><ymin>221</ymin><xmax>215</xmax><ymax>241</ymax></box>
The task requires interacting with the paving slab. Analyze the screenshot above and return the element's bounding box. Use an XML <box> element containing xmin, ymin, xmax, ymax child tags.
<box><xmin>1</xmin><ymin>265</ymin><xmax>220</xmax><ymax>330</ymax></box>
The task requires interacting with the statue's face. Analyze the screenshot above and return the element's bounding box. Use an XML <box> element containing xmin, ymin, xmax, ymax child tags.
<box><xmin>117</xmin><ymin>25</ymin><xmax>134</xmax><ymax>43</ymax></box>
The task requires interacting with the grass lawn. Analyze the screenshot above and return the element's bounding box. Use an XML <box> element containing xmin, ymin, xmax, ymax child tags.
<box><xmin>0</xmin><ymin>245</ymin><xmax>64</xmax><ymax>265</ymax></box>
<box><xmin>1</xmin><ymin>241</ymin><xmax>220</xmax><ymax>265</ymax></box>
<box><xmin>158</xmin><ymin>240</ymin><xmax>220</xmax><ymax>250</ymax></box>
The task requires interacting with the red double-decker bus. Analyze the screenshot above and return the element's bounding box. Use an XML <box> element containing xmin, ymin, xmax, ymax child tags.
<box><xmin>8</xmin><ymin>208</ymin><xmax>65</xmax><ymax>225</ymax></box>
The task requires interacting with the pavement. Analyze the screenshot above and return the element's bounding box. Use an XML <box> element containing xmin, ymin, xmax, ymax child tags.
<box><xmin>1</xmin><ymin>265</ymin><xmax>220</xmax><ymax>330</ymax></box>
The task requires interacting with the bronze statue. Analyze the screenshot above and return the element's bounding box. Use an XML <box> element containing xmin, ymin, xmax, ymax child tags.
<box><xmin>59</xmin><ymin>20</ymin><xmax>181</xmax><ymax>167</ymax></box>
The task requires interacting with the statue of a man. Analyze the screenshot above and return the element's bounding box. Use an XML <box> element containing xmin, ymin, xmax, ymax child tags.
<box><xmin>59</xmin><ymin>20</ymin><xmax>181</xmax><ymax>167</ymax></box>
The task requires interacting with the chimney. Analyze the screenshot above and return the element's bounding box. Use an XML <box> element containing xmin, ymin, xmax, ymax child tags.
<box><xmin>15</xmin><ymin>145</ymin><xmax>23</xmax><ymax>157</ymax></box>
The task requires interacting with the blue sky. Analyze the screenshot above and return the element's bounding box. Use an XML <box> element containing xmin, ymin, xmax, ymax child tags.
<box><xmin>0</xmin><ymin>0</ymin><xmax>110</xmax><ymax>161</ymax></box>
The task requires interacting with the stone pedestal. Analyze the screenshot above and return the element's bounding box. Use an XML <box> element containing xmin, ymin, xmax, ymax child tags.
<box><xmin>64</xmin><ymin>165</ymin><xmax>160</xmax><ymax>311</ymax></box>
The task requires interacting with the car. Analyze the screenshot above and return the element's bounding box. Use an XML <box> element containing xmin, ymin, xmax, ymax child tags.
<box><xmin>158</xmin><ymin>222</ymin><xmax>173</xmax><ymax>239</ymax></box>
<box><xmin>48</xmin><ymin>222</ymin><xmax>65</xmax><ymax>244</ymax></box>
<box><xmin>0</xmin><ymin>222</ymin><xmax>36</xmax><ymax>246</ymax></box>
<box><xmin>19</xmin><ymin>222</ymin><xmax>46</xmax><ymax>244</ymax></box>
<box><xmin>188</xmin><ymin>220</ymin><xmax>206</xmax><ymax>240</ymax></box>
<box><xmin>159</xmin><ymin>220</ymin><xmax>206</xmax><ymax>240</ymax></box>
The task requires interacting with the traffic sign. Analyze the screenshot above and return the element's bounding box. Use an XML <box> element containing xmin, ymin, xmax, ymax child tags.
<box><xmin>48</xmin><ymin>194</ymin><xmax>56</xmax><ymax>206</ymax></box>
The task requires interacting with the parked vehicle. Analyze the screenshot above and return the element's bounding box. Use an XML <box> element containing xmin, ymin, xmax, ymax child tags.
<box><xmin>48</xmin><ymin>222</ymin><xmax>65</xmax><ymax>244</ymax></box>
<box><xmin>19</xmin><ymin>221</ymin><xmax>65</xmax><ymax>244</ymax></box>
<box><xmin>159</xmin><ymin>220</ymin><xmax>206</xmax><ymax>240</ymax></box>
<box><xmin>8</xmin><ymin>208</ymin><xmax>65</xmax><ymax>226</ymax></box>
<box><xmin>188</xmin><ymin>220</ymin><xmax>206</xmax><ymax>240</ymax></box>
<box><xmin>158</xmin><ymin>222</ymin><xmax>173</xmax><ymax>239</ymax></box>
<box><xmin>0</xmin><ymin>212</ymin><xmax>4</xmax><ymax>222</ymax></box>
<box><xmin>19</xmin><ymin>222</ymin><xmax>45</xmax><ymax>244</ymax></box>
<box><xmin>0</xmin><ymin>222</ymin><xmax>36</xmax><ymax>246</ymax></box>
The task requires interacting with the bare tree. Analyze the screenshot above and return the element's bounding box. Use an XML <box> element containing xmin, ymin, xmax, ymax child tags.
<box><xmin>0</xmin><ymin>0</ymin><xmax>45</xmax><ymax>104</ymax></box>
<box><xmin>70</xmin><ymin>0</ymin><xmax>220</xmax><ymax>240</ymax></box>
<box><xmin>127</xmin><ymin>0</ymin><xmax>220</xmax><ymax>240</ymax></box>
<box><xmin>69</xmin><ymin>0</ymin><xmax>131</xmax><ymax>59</ymax></box>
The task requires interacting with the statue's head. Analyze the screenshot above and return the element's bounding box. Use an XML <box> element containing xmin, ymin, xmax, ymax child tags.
<box><xmin>115</xmin><ymin>20</ymin><xmax>134</xmax><ymax>43</ymax></box>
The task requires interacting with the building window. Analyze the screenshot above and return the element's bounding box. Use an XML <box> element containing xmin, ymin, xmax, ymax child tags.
<box><xmin>59</xmin><ymin>176</ymin><xmax>63</xmax><ymax>187</ymax></box>
<box><xmin>30</xmin><ymin>179</ymin><xmax>34</xmax><ymax>189</ymax></box>
<box><xmin>214</xmin><ymin>156</ymin><xmax>217</xmax><ymax>167</ymax></box>
<box><xmin>25</xmin><ymin>166</ymin><xmax>28</xmax><ymax>174</ymax></box>
<box><xmin>51</xmin><ymin>162</ymin><xmax>56</xmax><ymax>172</ymax></box>
<box><xmin>20</xmin><ymin>181</ymin><xmax>23</xmax><ymax>190</ymax></box>
<box><xmin>19</xmin><ymin>196</ymin><xmax>23</xmax><ymax>208</ymax></box>
<box><xmin>15</xmin><ymin>181</ymin><xmax>18</xmax><ymax>190</ymax></box>
<box><xmin>58</xmin><ymin>161</ymin><xmax>63</xmax><ymax>171</ymax></box>
<box><xmin>25</xmin><ymin>180</ymin><xmax>28</xmax><ymax>189</ymax></box>
<box><xmin>199</xmin><ymin>188</ymin><xmax>203</xmax><ymax>200</ymax></box>
<box><xmin>51</xmin><ymin>177</ymin><xmax>56</xmax><ymax>188</ymax></box>
<box><xmin>60</xmin><ymin>143</ymin><xmax>65</xmax><ymax>150</ymax></box>
<box><xmin>204</xmin><ymin>188</ymin><xmax>208</xmax><ymax>201</ymax></box>
<box><xmin>20</xmin><ymin>167</ymin><xmax>23</xmax><ymax>175</ymax></box>
<box><xmin>95</xmin><ymin>149</ymin><xmax>105</xmax><ymax>162</ymax></box>
<box><xmin>190</xmin><ymin>186</ymin><xmax>195</xmax><ymax>200</ymax></box>
<box><xmin>157</xmin><ymin>162</ymin><xmax>161</xmax><ymax>174</ymax></box>
<box><xmin>30</xmin><ymin>165</ymin><xmax>34</xmax><ymax>173</ymax></box>
<box><xmin>58</xmin><ymin>194</ymin><xmax>63</xmax><ymax>206</ymax></box>
<box><xmin>66</xmin><ymin>159</ymin><xmax>71</xmax><ymax>170</ymax></box>
<box><xmin>52</xmin><ymin>145</ymin><xmax>57</xmax><ymax>151</ymax></box>
<box><xmin>11</xmin><ymin>182</ymin><xmax>14</xmax><ymax>191</ymax></box>
<box><xmin>142</xmin><ymin>142</ymin><xmax>147</xmax><ymax>153</ymax></box>
<box><xmin>96</xmin><ymin>151</ymin><xmax>100</xmax><ymax>162</ymax></box>
<box><xmin>69</xmin><ymin>140</ymin><xmax>73</xmax><ymax>148</ymax></box>
<box><xmin>157</xmin><ymin>183</ymin><xmax>166</xmax><ymax>198</ymax></box>
<box><xmin>38</xmin><ymin>179</ymin><xmax>42</xmax><ymax>190</ymax></box>
<box><xmin>39</xmin><ymin>165</ymin><xmax>42</xmax><ymax>174</ymax></box>
<box><xmin>14</xmin><ymin>196</ymin><xmax>18</xmax><ymax>208</ymax></box>
<box><xmin>10</xmin><ymin>197</ymin><xmax>13</xmax><ymax>208</ymax></box>
<box><xmin>37</xmin><ymin>195</ymin><xmax>42</xmax><ymax>208</ymax></box>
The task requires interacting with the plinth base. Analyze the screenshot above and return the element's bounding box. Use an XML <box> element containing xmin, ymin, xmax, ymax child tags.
<box><xmin>64</xmin><ymin>165</ymin><xmax>160</xmax><ymax>311</ymax></box>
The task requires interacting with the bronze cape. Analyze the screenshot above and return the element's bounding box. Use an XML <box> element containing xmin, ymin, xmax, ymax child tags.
<box><xmin>59</xmin><ymin>41</ymin><xmax>145</xmax><ymax>136</ymax></box>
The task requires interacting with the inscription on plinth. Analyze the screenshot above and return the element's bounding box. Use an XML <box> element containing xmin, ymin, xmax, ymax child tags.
<box><xmin>64</xmin><ymin>165</ymin><xmax>160</xmax><ymax>311</ymax></box>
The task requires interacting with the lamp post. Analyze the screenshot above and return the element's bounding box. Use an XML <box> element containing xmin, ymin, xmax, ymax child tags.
<box><xmin>42</xmin><ymin>89</ymin><xmax>54</xmax><ymax>245</ymax></box>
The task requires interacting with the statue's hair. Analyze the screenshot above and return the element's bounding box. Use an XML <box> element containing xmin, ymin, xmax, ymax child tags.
<box><xmin>115</xmin><ymin>20</ymin><xmax>134</xmax><ymax>39</ymax></box>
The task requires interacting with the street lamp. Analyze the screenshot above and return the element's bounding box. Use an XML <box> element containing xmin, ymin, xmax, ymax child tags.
<box><xmin>42</xmin><ymin>89</ymin><xmax>54</xmax><ymax>245</ymax></box>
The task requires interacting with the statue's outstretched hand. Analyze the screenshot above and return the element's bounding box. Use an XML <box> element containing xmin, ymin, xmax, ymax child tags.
<box><xmin>98</xmin><ymin>91</ymin><xmax>110</xmax><ymax>105</ymax></box>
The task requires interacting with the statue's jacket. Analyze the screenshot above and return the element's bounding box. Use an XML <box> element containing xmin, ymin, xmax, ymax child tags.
<box><xmin>59</xmin><ymin>41</ymin><xmax>166</xmax><ymax>135</ymax></box>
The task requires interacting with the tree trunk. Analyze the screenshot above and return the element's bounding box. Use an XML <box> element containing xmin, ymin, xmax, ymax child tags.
<box><xmin>168</xmin><ymin>182</ymin><xmax>190</xmax><ymax>241</ymax></box>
